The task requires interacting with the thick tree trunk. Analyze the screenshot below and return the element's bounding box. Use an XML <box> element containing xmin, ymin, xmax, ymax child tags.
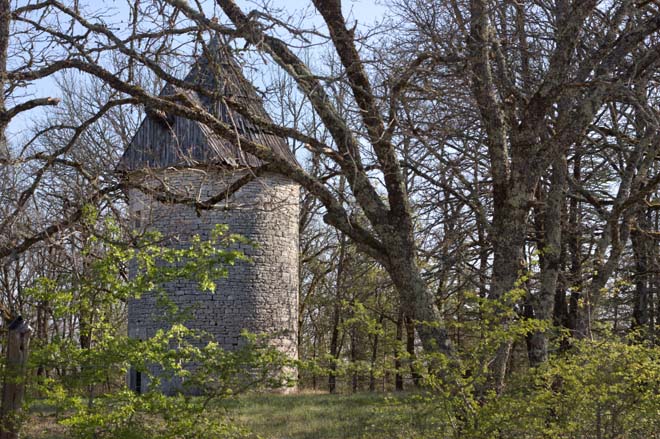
<box><xmin>489</xmin><ymin>175</ymin><xmax>534</xmax><ymax>392</ymax></box>
<box><xmin>565</xmin><ymin>156</ymin><xmax>585</xmax><ymax>337</ymax></box>
<box><xmin>489</xmin><ymin>165</ymin><xmax>536</xmax><ymax>299</ymax></box>
<box><xmin>386</xmin><ymin>246</ymin><xmax>450</xmax><ymax>356</ymax></box>
<box><xmin>553</xmin><ymin>195</ymin><xmax>570</xmax><ymax>351</ymax></box>
<box><xmin>528</xmin><ymin>157</ymin><xmax>566</xmax><ymax>365</ymax></box>
<box><xmin>632</xmin><ymin>208</ymin><xmax>652</xmax><ymax>331</ymax></box>
<box><xmin>0</xmin><ymin>317</ymin><xmax>31</xmax><ymax>439</ymax></box>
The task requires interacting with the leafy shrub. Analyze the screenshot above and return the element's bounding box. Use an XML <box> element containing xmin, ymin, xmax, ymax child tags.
<box><xmin>20</xmin><ymin>224</ymin><xmax>293</xmax><ymax>438</ymax></box>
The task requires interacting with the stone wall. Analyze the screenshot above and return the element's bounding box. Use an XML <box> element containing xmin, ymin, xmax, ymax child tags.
<box><xmin>127</xmin><ymin>168</ymin><xmax>299</xmax><ymax>393</ymax></box>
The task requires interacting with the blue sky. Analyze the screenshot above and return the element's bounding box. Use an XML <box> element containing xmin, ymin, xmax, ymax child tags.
<box><xmin>7</xmin><ymin>0</ymin><xmax>388</xmax><ymax>147</ymax></box>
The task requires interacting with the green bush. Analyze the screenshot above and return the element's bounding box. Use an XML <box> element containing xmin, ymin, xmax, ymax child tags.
<box><xmin>35</xmin><ymin>328</ymin><xmax>289</xmax><ymax>439</ymax></box>
<box><xmin>354</xmin><ymin>290</ymin><xmax>660</xmax><ymax>439</ymax></box>
<box><xmin>20</xmin><ymin>224</ymin><xmax>292</xmax><ymax>438</ymax></box>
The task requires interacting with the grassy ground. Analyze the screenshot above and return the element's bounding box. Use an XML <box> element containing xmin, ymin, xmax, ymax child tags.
<box><xmin>224</xmin><ymin>392</ymin><xmax>431</xmax><ymax>439</ymax></box>
<box><xmin>24</xmin><ymin>391</ymin><xmax>438</xmax><ymax>439</ymax></box>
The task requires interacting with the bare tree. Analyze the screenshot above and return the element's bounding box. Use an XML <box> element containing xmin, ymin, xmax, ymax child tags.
<box><xmin>3</xmin><ymin>2</ymin><xmax>660</xmax><ymax>398</ymax></box>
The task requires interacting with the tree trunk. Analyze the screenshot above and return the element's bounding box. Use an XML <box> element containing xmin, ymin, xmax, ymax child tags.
<box><xmin>528</xmin><ymin>157</ymin><xmax>566</xmax><ymax>365</ymax></box>
<box><xmin>369</xmin><ymin>314</ymin><xmax>383</xmax><ymax>392</ymax></box>
<box><xmin>327</xmin><ymin>306</ymin><xmax>341</xmax><ymax>394</ymax></box>
<box><xmin>311</xmin><ymin>336</ymin><xmax>318</xmax><ymax>391</ymax></box>
<box><xmin>0</xmin><ymin>317</ymin><xmax>31</xmax><ymax>439</ymax></box>
<box><xmin>0</xmin><ymin>0</ymin><xmax>10</xmax><ymax>160</ymax></box>
<box><xmin>328</xmin><ymin>230</ymin><xmax>347</xmax><ymax>394</ymax></box>
<box><xmin>405</xmin><ymin>315</ymin><xmax>420</xmax><ymax>387</ymax></box>
<box><xmin>35</xmin><ymin>302</ymin><xmax>48</xmax><ymax>378</ymax></box>
<box><xmin>566</xmin><ymin>155</ymin><xmax>584</xmax><ymax>337</ymax></box>
<box><xmin>394</xmin><ymin>309</ymin><xmax>404</xmax><ymax>392</ymax></box>
<box><xmin>632</xmin><ymin>208</ymin><xmax>652</xmax><ymax>332</ymax></box>
<box><xmin>350</xmin><ymin>327</ymin><xmax>358</xmax><ymax>393</ymax></box>
<box><xmin>388</xmin><ymin>254</ymin><xmax>450</xmax><ymax>356</ymax></box>
<box><xmin>489</xmin><ymin>174</ymin><xmax>534</xmax><ymax>392</ymax></box>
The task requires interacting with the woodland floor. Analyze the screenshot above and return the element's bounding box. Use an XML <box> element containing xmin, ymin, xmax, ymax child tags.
<box><xmin>226</xmin><ymin>391</ymin><xmax>432</xmax><ymax>439</ymax></box>
<box><xmin>25</xmin><ymin>391</ymin><xmax>436</xmax><ymax>439</ymax></box>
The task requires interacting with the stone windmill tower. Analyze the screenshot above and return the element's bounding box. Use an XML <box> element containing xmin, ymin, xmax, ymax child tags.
<box><xmin>118</xmin><ymin>39</ymin><xmax>299</xmax><ymax>393</ymax></box>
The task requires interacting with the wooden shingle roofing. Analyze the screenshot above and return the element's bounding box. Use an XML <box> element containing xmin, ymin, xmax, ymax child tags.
<box><xmin>117</xmin><ymin>38</ymin><xmax>297</xmax><ymax>172</ymax></box>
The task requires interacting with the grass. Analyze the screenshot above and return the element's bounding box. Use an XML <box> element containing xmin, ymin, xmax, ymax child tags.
<box><xmin>24</xmin><ymin>391</ymin><xmax>438</xmax><ymax>439</ymax></box>
<box><xmin>223</xmin><ymin>391</ymin><xmax>429</xmax><ymax>439</ymax></box>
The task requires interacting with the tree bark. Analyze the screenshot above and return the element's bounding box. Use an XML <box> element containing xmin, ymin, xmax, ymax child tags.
<box><xmin>394</xmin><ymin>309</ymin><xmax>404</xmax><ymax>392</ymax></box>
<box><xmin>0</xmin><ymin>317</ymin><xmax>32</xmax><ymax>439</ymax></box>
<box><xmin>528</xmin><ymin>156</ymin><xmax>567</xmax><ymax>365</ymax></box>
<box><xmin>328</xmin><ymin>231</ymin><xmax>347</xmax><ymax>394</ymax></box>
<box><xmin>327</xmin><ymin>303</ymin><xmax>341</xmax><ymax>394</ymax></box>
<box><xmin>368</xmin><ymin>314</ymin><xmax>383</xmax><ymax>392</ymax></box>
<box><xmin>0</xmin><ymin>0</ymin><xmax>10</xmax><ymax>160</ymax></box>
<box><xmin>388</xmin><ymin>254</ymin><xmax>450</xmax><ymax>355</ymax></box>
<box><xmin>488</xmin><ymin>173</ymin><xmax>534</xmax><ymax>391</ymax></box>
<box><xmin>631</xmin><ymin>208</ymin><xmax>652</xmax><ymax>331</ymax></box>
<box><xmin>405</xmin><ymin>315</ymin><xmax>420</xmax><ymax>387</ymax></box>
<box><xmin>217</xmin><ymin>0</ymin><xmax>450</xmax><ymax>359</ymax></box>
<box><xmin>350</xmin><ymin>327</ymin><xmax>358</xmax><ymax>393</ymax></box>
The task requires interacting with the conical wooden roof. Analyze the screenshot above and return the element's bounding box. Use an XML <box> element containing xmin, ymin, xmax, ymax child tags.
<box><xmin>118</xmin><ymin>38</ymin><xmax>297</xmax><ymax>172</ymax></box>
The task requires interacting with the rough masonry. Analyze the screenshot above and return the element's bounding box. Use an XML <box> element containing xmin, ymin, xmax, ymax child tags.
<box><xmin>118</xmin><ymin>38</ymin><xmax>300</xmax><ymax>394</ymax></box>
